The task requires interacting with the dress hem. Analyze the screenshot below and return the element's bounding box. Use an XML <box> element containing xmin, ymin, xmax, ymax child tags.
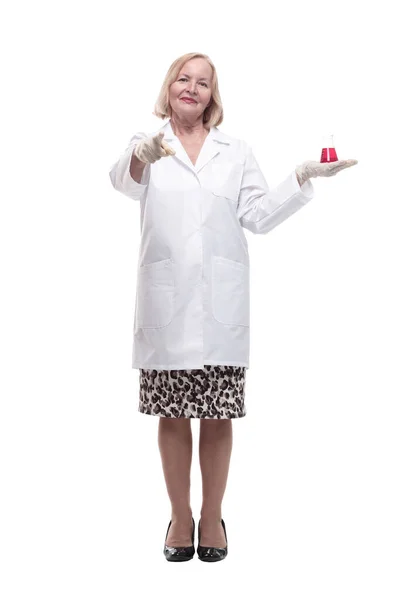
<box><xmin>138</xmin><ymin>408</ymin><xmax>247</xmax><ymax>419</ymax></box>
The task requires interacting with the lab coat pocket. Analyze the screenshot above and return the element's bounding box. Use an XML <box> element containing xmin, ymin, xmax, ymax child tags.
<box><xmin>136</xmin><ymin>258</ymin><xmax>174</xmax><ymax>328</ymax></box>
<box><xmin>210</xmin><ymin>161</ymin><xmax>243</xmax><ymax>203</ymax></box>
<box><xmin>212</xmin><ymin>190</ymin><xmax>238</xmax><ymax>208</ymax></box>
<box><xmin>211</xmin><ymin>256</ymin><xmax>249</xmax><ymax>327</ymax></box>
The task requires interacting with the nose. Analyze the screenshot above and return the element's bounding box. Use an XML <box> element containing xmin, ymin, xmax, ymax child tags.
<box><xmin>186</xmin><ymin>82</ymin><xmax>197</xmax><ymax>95</ymax></box>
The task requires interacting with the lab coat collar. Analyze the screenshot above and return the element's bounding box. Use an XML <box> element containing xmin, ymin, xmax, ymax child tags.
<box><xmin>158</xmin><ymin>118</ymin><xmax>231</xmax><ymax>174</ymax></box>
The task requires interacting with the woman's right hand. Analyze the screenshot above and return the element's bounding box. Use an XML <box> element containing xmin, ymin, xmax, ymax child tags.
<box><xmin>134</xmin><ymin>132</ymin><xmax>176</xmax><ymax>164</ymax></box>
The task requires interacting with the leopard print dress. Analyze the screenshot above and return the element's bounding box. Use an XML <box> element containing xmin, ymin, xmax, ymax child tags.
<box><xmin>138</xmin><ymin>365</ymin><xmax>247</xmax><ymax>419</ymax></box>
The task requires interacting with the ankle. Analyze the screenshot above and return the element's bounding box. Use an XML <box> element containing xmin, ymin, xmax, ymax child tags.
<box><xmin>171</xmin><ymin>509</ymin><xmax>193</xmax><ymax>522</ymax></box>
<box><xmin>200</xmin><ymin>509</ymin><xmax>222</xmax><ymax>521</ymax></box>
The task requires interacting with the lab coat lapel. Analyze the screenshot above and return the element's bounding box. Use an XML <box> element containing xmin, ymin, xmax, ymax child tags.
<box><xmin>160</xmin><ymin>119</ymin><xmax>231</xmax><ymax>174</ymax></box>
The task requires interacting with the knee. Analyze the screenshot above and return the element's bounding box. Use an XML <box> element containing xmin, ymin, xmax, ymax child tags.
<box><xmin>200</xmin><ymin>419</ymin><xmax>232</xmax><ymax>429</ymax></box>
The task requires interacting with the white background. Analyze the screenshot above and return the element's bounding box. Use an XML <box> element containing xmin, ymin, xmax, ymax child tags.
<box><xmin>1</xmin><ymin>0</ymin><xmax>399</xmax><ymax>597</ymax></box>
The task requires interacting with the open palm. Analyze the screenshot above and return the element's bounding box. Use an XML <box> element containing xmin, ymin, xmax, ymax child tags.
<box><xmin>296</xmin><ymin>159</ymin><xmax>358</xmax><ymax>186</ymax></box>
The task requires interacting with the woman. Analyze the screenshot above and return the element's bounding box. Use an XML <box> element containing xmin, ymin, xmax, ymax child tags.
<box><xmin>109</xmin><ymin>52</ymin><xmax>357</xmax><ymax>562</ymax></box>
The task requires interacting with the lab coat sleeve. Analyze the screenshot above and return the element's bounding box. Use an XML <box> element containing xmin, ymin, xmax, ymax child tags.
<box><xmin>237</xmin><ymin>144</ymin><xmax>315</xmax><ymax>235</ymax></box>
<box><xmin>109</xmin><ymin>132</ymin><xmax>150</xmax><ymax>201</ymax></box>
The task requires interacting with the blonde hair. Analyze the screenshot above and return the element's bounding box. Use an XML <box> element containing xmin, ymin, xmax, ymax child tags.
<box><xmin>152</xmin><ymin>52</ymin><xmax>223</xmax><ymax>128</ymax></box>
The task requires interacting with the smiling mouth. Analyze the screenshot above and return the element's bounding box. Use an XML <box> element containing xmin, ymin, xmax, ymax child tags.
<box><xmin>181</xmin><ymin>98</ymin><xmax>197</xmax><ymax>103</ymax></box>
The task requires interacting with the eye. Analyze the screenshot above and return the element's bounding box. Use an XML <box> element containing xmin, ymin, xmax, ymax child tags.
<box><xmin>178</xmin><ymin>77</ymin><xmax>208</xmax><ymax>87</ymax></box>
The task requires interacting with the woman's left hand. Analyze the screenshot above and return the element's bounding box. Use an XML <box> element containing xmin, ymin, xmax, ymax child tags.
<box><xmin>296</xmin><ymin>159</ymin><xmax>358</xmax><ymax>187</ymax></box>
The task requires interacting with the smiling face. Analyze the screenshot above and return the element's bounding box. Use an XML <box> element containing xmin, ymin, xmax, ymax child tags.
<box><xmin>169</xmin><ymin>58</ymin><xmax>213</xmax><ymax>123</ymax></box>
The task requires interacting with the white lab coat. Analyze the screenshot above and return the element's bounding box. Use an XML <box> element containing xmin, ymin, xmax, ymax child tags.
<box><xmin>109</xmin><ymin>119</ymin><xmax>315</xmax><ymax>370</ymax></box>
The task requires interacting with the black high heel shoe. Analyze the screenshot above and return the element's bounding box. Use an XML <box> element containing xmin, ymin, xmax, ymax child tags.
<box><xmin>197</xmin><ymin>518</ymin><xmax>228</xmax><ymax>562</ymax></box>
<box><xmin>163</xmin><ymin>516</ymin><xmax>195</xmax><ymax>561</ymax></box>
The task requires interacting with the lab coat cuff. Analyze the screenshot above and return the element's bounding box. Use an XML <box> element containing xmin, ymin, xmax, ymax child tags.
<box><xmin>109</xmin><ymin>145</ymin><xmax>149</xmax><ymax>201</ymax></box>
<box><xmin>286</xmin><ymin>170</ymin><xmax>315</xmax><ymax>200</ymax></box>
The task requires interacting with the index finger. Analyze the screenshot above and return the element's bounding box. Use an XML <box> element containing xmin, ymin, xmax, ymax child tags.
<box><xmin>161</xmin><ymin>140</ymin><xmax>176</xmax><ymax>156</ymax></box>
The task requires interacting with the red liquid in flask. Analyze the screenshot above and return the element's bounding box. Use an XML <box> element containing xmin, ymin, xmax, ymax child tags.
<box><xmin>320</xmin><ymin>147</ymin><xmax>338</xmax><ymax>162</ymax></box>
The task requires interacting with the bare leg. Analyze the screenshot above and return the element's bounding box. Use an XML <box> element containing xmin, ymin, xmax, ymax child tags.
<box><xmin>158</xmin><ymin>417</ymin><xmax>194</xmax><ymax>546</ymax></box>
<box><xmin>198</xmin><ymin>419</ymin><xmax>232</xmax><ymax>547</ymax></box>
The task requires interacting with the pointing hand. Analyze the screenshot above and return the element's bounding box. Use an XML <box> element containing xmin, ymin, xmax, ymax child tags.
<box><xmin>134</xmin><ymin>132</ymin><xmax>176</xmax><ymax>164</ymax></box>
